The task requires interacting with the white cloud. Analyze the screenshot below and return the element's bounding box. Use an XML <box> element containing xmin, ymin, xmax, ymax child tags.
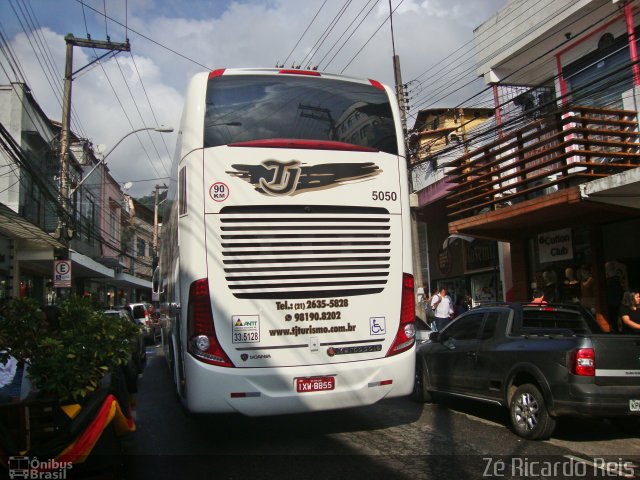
<box><xmin>1</xmin><ymin>0</ymin><xmax>506</xmax><ymax>196</ymax></box>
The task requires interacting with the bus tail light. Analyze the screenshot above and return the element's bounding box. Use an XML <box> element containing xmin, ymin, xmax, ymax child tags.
<box><xmin>572</xmin><ymin>348</ymin><xmax>595</xmax><ymax>376</ymax></box>
<box><xmin>386</xmin><ymin>273</ymin><xmax>416</xmax><ymax>357</ymax></box>
<box><xmin>208</xmin><ymin>68</ymin><xmax>226</xmax><ymax>79</ymax></box>
<box><xmin>187</xmin><ymin>278</ymin><xmax>234</xmax><ymax>367</ymax></box>
<box><xmin>278</xmin><ymin>69</ymin><xmax>321</xmax><ymax>76</ymax></box>
<box><xmin>369</xmin><ymin>79</ymin><xmax>385</xmax><ymax>90</ymax></box>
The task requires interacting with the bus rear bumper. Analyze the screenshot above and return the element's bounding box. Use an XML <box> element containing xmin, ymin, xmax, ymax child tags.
<box><xmin>182</xmin><ymin>349</ymin><xmax>415</xmax><ymax>415</ymax></box>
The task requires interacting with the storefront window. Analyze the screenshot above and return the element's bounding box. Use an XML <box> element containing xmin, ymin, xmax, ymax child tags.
<box><xmin>602</xmin><ymin>218</ymin><xmax>640</xmax><ymax>326</ymax></box>
<box><xmin>528</xmin><ymin>226</ymin><xmax>593</xmax><ymax>308</ymax></box>
<box><xmin>470</xmin><ymin>272</ymin><xmax>501</xmax><ymax>306</ymax></box>
<box><xmin>563</xmin><ymin>31</ymin><xmax>633</xmax><ymax>108</ymax></box>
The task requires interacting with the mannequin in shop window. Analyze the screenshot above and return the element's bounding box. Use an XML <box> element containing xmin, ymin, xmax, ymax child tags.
<box><xmin>605</xmin><ymin>261</ymin><xmax>626</xmax><ymax>332</ymax></box>
<box><xmin>562</xmin><ymin>267</ymin><xmax>580</xmax><ymax>303</ymax></box>
<box><xmin>578</xmin><ymin>266</ymin><xmax>595</xmax><ymax>311</ymax></box>
<box><xmin>542</xmin><ymin>270</ymin><xmax>558</xmax><ymax>303</ymax></box>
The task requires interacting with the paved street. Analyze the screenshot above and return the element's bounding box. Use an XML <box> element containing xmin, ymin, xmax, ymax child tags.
<box><xmin>116</xmin><ymin>345</ymin><xmax>640</xmax><ymax>479</ymax></box>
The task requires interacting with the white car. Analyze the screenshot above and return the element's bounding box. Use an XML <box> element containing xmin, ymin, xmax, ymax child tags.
<box><xmin>125</xmin><ymin>303</ymin><xmax>160</xmax><ymax>343</ymax></box>
<box><xmin>415</xmin><ymin>316</ymin><xmax>433</xmax><ymax>344</ymax></box>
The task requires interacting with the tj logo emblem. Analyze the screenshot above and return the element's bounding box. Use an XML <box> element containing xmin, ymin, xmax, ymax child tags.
<box><xmin>258</xmin><ymin>160</ymin><xmax>301</xmax><ymax>195</ymax></box>
<box><xmin>226</xmin><ymin>161</ymin><xmax>380</xmax><ymax>197</ymax></box>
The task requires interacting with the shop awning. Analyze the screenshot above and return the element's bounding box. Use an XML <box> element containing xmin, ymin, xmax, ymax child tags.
<box><xmin>69</xmin><ymin>250</ymin><xmax>114</xmax><ymax>278</ymax></box>
<box><xmin>0</xmin><ymin>203</ymin><xmax>65</xmax><ymax>249</ymax></box>
<box><xmin>579</xmin><ymin>167</ymin><xmax>640</xmax><ymax>209</ymax></box>
<box><xmin>113</xmin><ymin>272</ymin><xmax>151</xmax><ymax>289</ymax></box>
<box><xmin>17</xmin><ymin>249</ymin><xmax>115</xmax><ymax>279</ymax></box>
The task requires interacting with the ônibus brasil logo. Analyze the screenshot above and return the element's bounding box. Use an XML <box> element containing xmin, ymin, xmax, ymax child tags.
<box><xmin>8</xmin><ymin>456</ymin><xmax>73</xmax><ymax>479</ymax></box>
<box><xmin>226</xmin><ymin>159</ymin><xmax>380</xmax><ymax>196</ymax></box>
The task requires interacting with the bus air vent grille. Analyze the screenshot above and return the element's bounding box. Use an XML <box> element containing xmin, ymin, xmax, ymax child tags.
<box><xmin>217</xmin><ymin>206</ymin><xmax>392</xmax><ymax>299</ymax></box>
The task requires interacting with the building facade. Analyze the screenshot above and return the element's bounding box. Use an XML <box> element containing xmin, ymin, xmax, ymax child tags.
<box><xmin>0</xmin><ymin>82</ymin><xmax>152</xmax><ymax>307</ymax></box>
<box><xmin>414</xmin><ymin>0</ymin><xmax>640</xmax><ymax>331</ymax></box>
<box><xmin>411</xmin><ymin>107</ymin><xmax>501</xmax><ymax>309</ymax></box>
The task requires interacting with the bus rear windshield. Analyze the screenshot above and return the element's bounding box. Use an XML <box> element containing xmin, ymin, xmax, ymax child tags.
<box><xmin>204</xmin><ymin>75</ymin><xmax>398</xmax><ymax>155</ymax></box>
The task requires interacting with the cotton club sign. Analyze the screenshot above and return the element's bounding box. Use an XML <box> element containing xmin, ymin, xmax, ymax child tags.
<box><xmin>538</xmin><ymin>228</ymin><xmax>573</xmax><ymax>263</ymax></box>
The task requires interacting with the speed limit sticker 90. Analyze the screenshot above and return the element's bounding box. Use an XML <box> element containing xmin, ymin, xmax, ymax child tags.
<box><xmin>209</xmin><ymin>182</ymin><xmax>229</xmax><ymax>202</ymax></box>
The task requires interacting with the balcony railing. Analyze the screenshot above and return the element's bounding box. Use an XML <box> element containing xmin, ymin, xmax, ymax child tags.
<box><xmin>445</xmin><ymin>106</ymin><xmax>640</xmax><ymax>219</ymax></box>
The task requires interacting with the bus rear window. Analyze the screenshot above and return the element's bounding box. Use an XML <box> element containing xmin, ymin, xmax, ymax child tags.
<box><xmin>204</xmin><ymin>75</ymin><xmax>398</xmax><ymax>155</ymax></box>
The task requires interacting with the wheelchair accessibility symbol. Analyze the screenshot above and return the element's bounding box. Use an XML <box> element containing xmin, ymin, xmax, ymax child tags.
<box><xmin>369</xmin><ymin>317</ymin><xmax>386</xmax><ymax>336</ymax></box>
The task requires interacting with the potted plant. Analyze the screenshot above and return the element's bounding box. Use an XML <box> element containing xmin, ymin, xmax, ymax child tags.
<box><xmin>0</xmin><ymin>297</ymin><xmax>140</xmax><ymax>470</ymax></box>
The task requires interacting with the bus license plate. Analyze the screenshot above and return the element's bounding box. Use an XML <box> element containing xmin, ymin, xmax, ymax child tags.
<box><xmin>630</xmin><ymin>399</ymin><xmax>640</xmax><ymax>412</ymax></box>
<box><xmin>296</xmin><ymin>376</ymin><xmax>335</xmax><ymax>393</ymax></box>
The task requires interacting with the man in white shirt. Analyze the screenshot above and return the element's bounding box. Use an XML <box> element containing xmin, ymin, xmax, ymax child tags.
<box><xmin>431</xmin><ymin>287</ymin><xmax>454</xmax><ymax>332</ymax></box>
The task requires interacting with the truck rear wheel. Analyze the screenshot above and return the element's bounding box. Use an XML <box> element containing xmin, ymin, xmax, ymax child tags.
<box><xmin>509</xmin><ymin>383</ymin><xmax>556</xmax><ymax>440</ymax></box>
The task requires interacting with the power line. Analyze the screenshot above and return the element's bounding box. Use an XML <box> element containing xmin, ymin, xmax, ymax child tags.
<box><xmin>300</xmin><ymin>0</ymin><xmax>354</xmax><ymax>69</ymax></box>
<box><xmin>320</xmin><ymin>0</ymin><xmax>379</xmax><ymax>71</ymax></box>
<box><xmin>410</xmin><ymin>1</ymin><xmax>616</xmax><ymax>121</ymax></box>
<box><xmin>408</xmin><ymin>0</ymin><xmax>573</xmax><ymax>113</ymax></box>
<box><xmin>281</xmin><ymin>0</ymin><xmax>328</xmax><ymax>67</ymax></box>
<box><xmin>6</xmin><ymin>0</ymin><xmax>90</xmax><ymax>140</ymax></box>
<box><xmin>339</xmin><ymin>0</ymin><xmax>404</xmax><ymax>74</ymax></box>
<box><xmin>72</xmin><ymin>0</ymin><xmax>212</xmax><ymax>71</ymax></box>
<box><xmin>88</xmin><ymin>51</ymin><xmax>166</xmax><ymax>185</ymax></box>
<box><xmin>113</xmin><ymin>55</ymin><xmax>170</xmax><ymax>177</ymax></box>
<box><xmin>412</xmin><ymin>54</ymin><xmax>638</xmax><ymax>166</ymax></box>
<box><xmin>128</xmin><ymin>52</ymin><xmax>173</xmax><ymax>167</ymax></box>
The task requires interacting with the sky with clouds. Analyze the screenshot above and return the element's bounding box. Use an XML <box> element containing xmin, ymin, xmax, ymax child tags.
<box><xmin>0</xmin><ymin>0</ymin><xmax>506</xmax><ymax>196</ymax></box>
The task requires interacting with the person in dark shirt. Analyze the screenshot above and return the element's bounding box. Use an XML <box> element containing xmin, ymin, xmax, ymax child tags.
<box><xmin>619</xmin><ymin>290</ymin><xmax>640</xmax><ymax>333</ymax></box>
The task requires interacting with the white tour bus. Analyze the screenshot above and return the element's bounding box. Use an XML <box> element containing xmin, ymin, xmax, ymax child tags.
<box><xmin>155</xmin><ymin>68</ymin><xmax>415</xmax><ymax>415</ymax></box>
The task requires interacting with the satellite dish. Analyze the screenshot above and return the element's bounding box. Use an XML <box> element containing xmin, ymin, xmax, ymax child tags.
<box><xmin>122</xmin><ymin>181</ymin><xmax>133</xmax><ymax>191</ymax></box>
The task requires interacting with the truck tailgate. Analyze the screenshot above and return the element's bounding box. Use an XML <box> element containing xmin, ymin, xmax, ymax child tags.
<box><xmin>592</xmin><ymin>335</ymin><xmax>640</xmax><ymax>386</ymax></box>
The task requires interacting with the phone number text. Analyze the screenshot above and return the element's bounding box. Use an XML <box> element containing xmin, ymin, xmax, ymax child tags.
<box><xmin>286</xmin><ymin>311</ymin><xmax>342</xmax><ymax>322</ymax></box>
<box><xmin>276</xmin><ymin>298</ymin><xmax>349</xmax><ymax>311</ymax></box>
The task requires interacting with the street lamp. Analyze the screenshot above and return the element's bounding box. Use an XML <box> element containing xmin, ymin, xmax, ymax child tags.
<box><xmin>70</xmin><ymin>126</ymin><xmax>174</xmax><ymax>196</ymax></box>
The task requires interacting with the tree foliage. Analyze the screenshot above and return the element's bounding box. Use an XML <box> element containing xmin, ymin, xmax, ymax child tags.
<box><xmin>0</xmin><ymin>297</ymin><xmax>139</xmax><ymax>402</ymax></box>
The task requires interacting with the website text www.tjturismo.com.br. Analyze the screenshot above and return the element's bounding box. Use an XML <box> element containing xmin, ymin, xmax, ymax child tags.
<box><xmin>269</xmin><ymin>323</ymin><xmax>356</xmax><ymax>337</ymax></box>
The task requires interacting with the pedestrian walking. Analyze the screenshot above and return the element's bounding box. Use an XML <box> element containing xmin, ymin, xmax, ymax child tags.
<box><xmin>431</xmin><ymin>287</ymin><xmax>453</xmax><ymax>332</ymax></box>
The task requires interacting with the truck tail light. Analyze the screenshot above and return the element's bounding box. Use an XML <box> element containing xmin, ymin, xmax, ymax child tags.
<box><xmin>573</xmin><ymin>348</ymin><xmax>595</xmax><ymax>376</ymax></box>
<box><xmin>187</xmin><ymin>278</ymin><xmax>234</xmax><ymax>367</ymax></box>
<box><xmin>386</xmin><ymin>273</ymin><xmax>416</xmax><ymax>357</ymax></box>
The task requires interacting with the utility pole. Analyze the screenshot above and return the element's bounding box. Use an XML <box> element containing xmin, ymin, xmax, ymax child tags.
<box><xmin>153</xmin><ymin>184</ymin><xmax>168</xmax><ymax>269</ymax></box>
<box><xmin>57</xmin><ymin>35</ymin><xmax>130</xmax><ymax>243</ymax></box>
<box><xmin>394</xmin><ymin>54</ymin><xmax>422</xmax><ymax>291</ymax></box>
<box><xmin>57</xmin><ymin>39</ymin><xmax>73</xmax><ymax>238</ymax></box>
<box><xmin>393</xmin><ymin>55</ymin><xmax>408</xmax><ymax>135</ymax></box>
<box><xmin>389</xmin><ymin>2</ymin><xmax>423</xmax><ymax>313</ymax></box>
<box><xmin>55</xmin><ymin>34</ymin><xmax>129</xmax><ymax>301</ymax></box>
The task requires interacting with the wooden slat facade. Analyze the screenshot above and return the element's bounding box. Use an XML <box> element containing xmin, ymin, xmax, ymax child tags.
<box><xmin>445</xmin><ymin>106</ymin><xmax>640</xmax><ymax>222</ymax></box>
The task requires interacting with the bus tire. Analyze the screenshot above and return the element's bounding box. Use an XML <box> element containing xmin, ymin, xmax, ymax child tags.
<box><xmin>411</xmin><ymin>360</ymin><xmax>432</xmax><ymax>403</ymax></box>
